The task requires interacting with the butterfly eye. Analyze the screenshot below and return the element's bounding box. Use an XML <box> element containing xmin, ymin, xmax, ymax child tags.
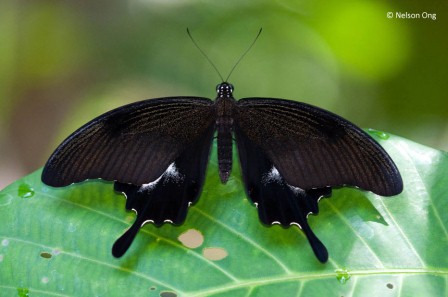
<box><xmin>215</xmin><ymin>83</ymin><xmax>234</xmax><ymax>96</ymax></box>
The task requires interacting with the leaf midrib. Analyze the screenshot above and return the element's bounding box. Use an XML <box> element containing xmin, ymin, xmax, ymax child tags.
<box><xmin>187</xmin><ymin>268</ymin><xmax>448</xmax><ymax>297</ymax></box>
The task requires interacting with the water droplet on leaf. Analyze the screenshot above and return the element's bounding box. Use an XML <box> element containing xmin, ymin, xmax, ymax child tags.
<box><xmin>335</xmin><ymin>269</ymin><xmax>351</xmax><ymax>284</ymax></box>
<box><xmin>367</xmin><ymin>128</ymin><xmax>390</xmax><ymax>140</ymax></box>
<box><xmin>18</xmin><ymin>184</ymin><xmax>35</xmax><ymax>199</ymax></box>
<box><xmin>17</xmin><ymin>288</ymin><xmax>29</xmax><ymax>297</ymax></box>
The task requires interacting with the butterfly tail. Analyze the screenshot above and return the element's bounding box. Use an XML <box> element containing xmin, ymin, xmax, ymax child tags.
<box><xmin>301</xmin><ymin>221</ymin><xmax>328</xmax><ymax>263</ymax></box>
<box><xmin>112</xmin><ymin>214</ymin><xmax>144</xmax><ymax>258</ymax></box>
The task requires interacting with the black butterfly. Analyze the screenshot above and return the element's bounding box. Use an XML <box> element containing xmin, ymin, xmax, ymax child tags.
<box><xmin>41</xmin><ymin>80</ymin><xmax>403</xmax><ymax>263</ymax></box>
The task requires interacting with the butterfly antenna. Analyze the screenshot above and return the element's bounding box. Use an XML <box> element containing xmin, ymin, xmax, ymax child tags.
<box><xmin>225</xmin><ymin>28</ymin><xmax>262</xmax><ymax>82</ymax></box>
<box><xmin>187</xmin><ymin>28</ymin><xmax>225</xmax><ymax>82</ymax></box>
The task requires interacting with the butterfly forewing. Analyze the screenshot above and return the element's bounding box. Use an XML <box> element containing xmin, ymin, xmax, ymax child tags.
<box><xmin>42</xmin><ymin>97</ymin><xmax>215</xmax><ymax>187</ymax></box>
<box><xmin>234</xmin><ymin>97</ymin><xmax>403</xmax><ymax>196</ymax></box>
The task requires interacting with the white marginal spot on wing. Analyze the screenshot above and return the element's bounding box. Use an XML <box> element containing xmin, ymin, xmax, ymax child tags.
<box><xmin>141</xmin><ymin>219</ymin><xmax>174</xmax><ymax>226</ymax></box>
<box><xmin>142</xmin><ymin>219</ymin><xmax>155</xmax><ymax>227</ymax></box>
<box><xmin>130</xmin><ymin>208</ymin><xmax>138</xmax><ymax>217</ymax></box>
<box><xmin>290</xmin><ymin>222</ymin><xmax>303</xmax><ymax>229</ymax></box>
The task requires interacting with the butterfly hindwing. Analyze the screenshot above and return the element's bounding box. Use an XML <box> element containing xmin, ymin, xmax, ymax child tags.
<box><xmin>42</xmin><ymin>97</ymin><xmax>215</xmax><ymax>187</ymax></box>
<box><xmin>112</xmin><ymin>124</ymin><xmax>215</xmax><ymax>257</ymax></box>
<box><xmin>235</xmin><ymin>125</ymin><xmax>331</xmax><ymax>262</ymax></box>
<box><xmin>234</xmin><ymin>98</ymin><xmax>403</xmax><ymax>196</ymax></box>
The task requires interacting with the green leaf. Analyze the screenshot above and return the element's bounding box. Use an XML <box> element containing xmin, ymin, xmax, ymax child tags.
<box><xmin>1</xmin><ymin>131</ymin><xmax>447</xmax><ymax>296</ymax></box>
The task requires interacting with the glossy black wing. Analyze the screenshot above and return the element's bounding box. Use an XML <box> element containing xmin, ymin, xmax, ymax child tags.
<box><xmin>235</xmin><ymin>125</ymin><xmax>331</xmax><ymax>262</ymax></box>
<box><xmin>234</xmin><ymin>98</ymin><xmax>403</xmax><ymax>196</ymax></box>
<box><xmin>111</xmin><ymin>124</ymin><xmax>215</xmax><ymax>257</ymax></box>
<box><xmin>42</xmin><ymin>97</ymin><xmax>215</xmax><ymax>187</ymax></box>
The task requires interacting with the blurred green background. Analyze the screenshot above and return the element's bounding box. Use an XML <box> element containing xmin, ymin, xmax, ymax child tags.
<box><xmin>0</xmin><ymin>0</ymin><xmax>447</xmax><ymax>189</ymax></box>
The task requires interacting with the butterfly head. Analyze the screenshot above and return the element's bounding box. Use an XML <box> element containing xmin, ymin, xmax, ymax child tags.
<box><xmin>216</xmin><ymin>82</ymin><xmax>234</xmax><ymax>98</ymax></box>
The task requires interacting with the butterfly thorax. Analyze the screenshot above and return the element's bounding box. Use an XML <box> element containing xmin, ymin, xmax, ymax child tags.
<box><xmin>215</xmin><ymin>82</ymin><xmax>236</xmax><ymax>184</ymax></box>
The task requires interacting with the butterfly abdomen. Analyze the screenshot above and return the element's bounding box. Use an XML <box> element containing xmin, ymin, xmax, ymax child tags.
<box><xmin>216</xmin><ymin>96</ymin><xmax>236</xmax><ymax>184</ymax></box>
<box><xmin>217</xmin><ymin>119</ymin><xmax>233</xmax><ymax>183</ymax></box>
